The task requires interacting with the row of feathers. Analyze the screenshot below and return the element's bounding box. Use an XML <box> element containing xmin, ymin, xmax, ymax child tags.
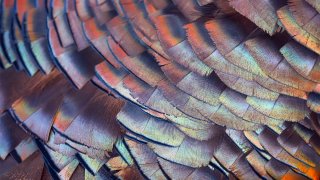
<box><xmin>0</xmin><ymin>0</ymin><xmax>320</xmax><ymax>179</ymax></box>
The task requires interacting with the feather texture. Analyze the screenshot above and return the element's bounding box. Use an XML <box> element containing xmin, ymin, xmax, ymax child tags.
<box><xmin>0</xmin><ymin>0</ymin><xmax>319</xmax><ymax>179</ymax></box>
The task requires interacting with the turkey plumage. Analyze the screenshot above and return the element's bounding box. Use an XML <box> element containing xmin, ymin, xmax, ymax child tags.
<box><xmin>0</xmin><ymin>0</ymin><xmax>319</xmax><ymax>179</ymax></box>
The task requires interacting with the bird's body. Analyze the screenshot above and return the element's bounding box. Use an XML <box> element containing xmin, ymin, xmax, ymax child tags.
<box><xmin>0</xmin><ymin>0</ymin><xmax>319</xmax><ymax>179</ymax></box>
